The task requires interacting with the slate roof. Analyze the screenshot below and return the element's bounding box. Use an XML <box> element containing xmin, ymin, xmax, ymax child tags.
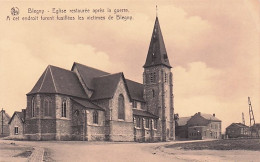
<box><xmin>126</xmin><ymin>79</ymin><xmax>145</xmax><ymax>102</ymax></box>
<box><xmin>143</xmin><ymin>17</ymin><xmax>171</xmax><ymax>68</ymax></box>
<box><xmin>72</xmin><ymin>63</ymin><xmax>144</xmax><ymax>101</ymax></box>
<box><xmin>71</xmin><ymin>98</ymin><xmax>104</xmax><ymax>111</ymax></box>
<box><xmin>28</xmin><ymin>63</ymin><xmax>145</xmax><ymax>103</ymax></box>
<box><xmin>8</xmin><ymin>111</ymin><xmax>25</xmax><ymax>124</ymax></box>
<box><xmin>226</xmin><ymin>123</ymin><xmax>249</xmax><ymax>129</ymax></box>
<box><xmin>177</xmin><ymin>117</ymin><xmax>191</xmax><ymax>126</ymax></box>
<box><xmin>28</xmin><ymin>65</ymin><xmax>88</xmax><ymax>98</ymax></box>
<box><xmin>133</xmin><ymin>109</ymin><xmax>158</xmax><ymax>119</ymax></box>
<box><xmin>196</xmin><ymin>112</ymin><xmax>221</xmax><ymax>122</ymax></box>
<box><xmin>72</xmin><ymin>62</ymin><xmax>109</xmax><ymax>90</ymax></box>
<box><xmin>90</xmin><ymin>73</ymin><xmax>124</xmax><ymax>100</ymax></box>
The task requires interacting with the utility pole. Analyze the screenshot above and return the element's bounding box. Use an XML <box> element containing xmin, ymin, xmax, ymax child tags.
<box><xmin>1</xmin><ymin>108</ymin><xmax>3</xmax><ymax>136</ymax></box>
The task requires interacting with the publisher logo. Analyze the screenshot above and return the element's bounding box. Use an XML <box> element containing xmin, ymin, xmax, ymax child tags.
<box><xmin>11</xmin><ymin>7</ymin><xmax>19</xmax><ymax>16</ymax></box>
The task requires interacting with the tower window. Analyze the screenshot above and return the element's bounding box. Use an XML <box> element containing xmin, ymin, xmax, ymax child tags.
<box><xmin>62</xmin><ymin>100</ymin><xmax>67</xmax><ymax>117</ymax></box>
<box><xmin>152</xmin><ymin>89</ymin><xmax>155</xmax><ymax>98</ymax></box>
<box><xmin>93</xmin><ymin>111</ymin><xmax>98</xmax><ymax>124</ymax></box>
<box><xmin>164</xmin><ymin>73</ymin><xmax>167</xmax><ymax>83</ymax></box>
<box><xmin>150</xmin><ymin>72</ymin><xmax>156</xmax><ymax>83</ymax></box>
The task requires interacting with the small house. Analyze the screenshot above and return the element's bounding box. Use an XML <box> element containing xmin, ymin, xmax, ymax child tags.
<box><xmin>8</xmin><ymin>110</ymin><xmax>26</xmax><ymax>138</ymax></box>
<box><xmin>226</xmin><ymin>123</ymin><xmax>250</xmax><ymax>138</ymax></box>
<box><xmin>175</xmin><ymin>116</ymin><xmax>191</xmax><ymax>139</ymax></box>
<box><xmin>187</xmin><ymin>112</ymin><xmax>222</xmax><ymax>140</ymax></box>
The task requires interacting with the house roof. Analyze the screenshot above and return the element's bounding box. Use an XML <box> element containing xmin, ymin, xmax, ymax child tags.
<box><xmin>227</xmin><ymin>123</ymin><xmax>249</xmax><ymax>129</ymax></box>
<box><xmin>133</xmin><ymin>109</ymin><xmax>158</xmax><ymax>119</ymax></box>
<box><xmin>143</xmin><ymin>17</ymin><xmax>171</xmax><ymax>68</ymax></box>
<box><xmin>196</xmin><ymin>112</ymin><xmax>221</xmax><ymax>122</ymax></box>
<box><xmin>90</xmin><ymin>73</ymin><xmax>124</xmax><ymax>100</ymax></box>
<box><xmin>8</xmin><ymin>111</ymin><xmax>25</xmax><ymax>124</ymax></box>
<box><xmin>177</xmin><ymin>117</ymin><xmax>191</xmax><ymax>126</ymax></box>
<box><xmin>71</xmin><ymin>62</ymin><xmax>109</xmax><ymax>90</ymax></box>
<box><xmin>28</xmin><ymin>65</ymin><xmax>88</xmax><ymax>98</ymax></box>
<box><xmin>125</xmin><ymin>79</ymin><xmax>145</xmax><ymax>102</ymax></box>
<box><xmin>71</xmin><ymin>98</ymin><xmax>104</xmax><ymax>111</ymax></box>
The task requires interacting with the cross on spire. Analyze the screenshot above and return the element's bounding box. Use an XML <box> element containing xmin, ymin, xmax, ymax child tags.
<box><xmin>156</xmin><ymin>5</ymin><xmax>158</xmax><ymax>17</ymax></box>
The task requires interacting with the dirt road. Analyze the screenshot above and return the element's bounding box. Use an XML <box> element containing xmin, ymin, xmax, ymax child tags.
<box><xmin>0</xmin><ymin>140</ymin><xmax>259</xmax><ymax>162</ymax></box>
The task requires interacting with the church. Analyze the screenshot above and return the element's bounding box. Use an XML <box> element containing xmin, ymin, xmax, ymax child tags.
<box><xmin>24</xmin><ymin>16</ymin><xmax>175</xmax><ymax>142</ymax></box>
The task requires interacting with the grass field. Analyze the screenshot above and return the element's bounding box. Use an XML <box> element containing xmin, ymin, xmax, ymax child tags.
<box><xmin>165</xmin><ymin>139</ymin><xmax>260</xmax><ymax>151</ymax></box>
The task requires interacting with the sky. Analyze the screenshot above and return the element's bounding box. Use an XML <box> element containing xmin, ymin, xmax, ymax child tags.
<box><xmin>0</xmin><ymin>0</ymin><xmax>259</xmax><ymax>132</ymax></box>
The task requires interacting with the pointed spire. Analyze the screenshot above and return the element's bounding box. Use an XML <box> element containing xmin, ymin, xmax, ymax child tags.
<box><xmin>143</xmin><ymin>16</ymin><xmax>172</xmax><ymax>68</ymax></box>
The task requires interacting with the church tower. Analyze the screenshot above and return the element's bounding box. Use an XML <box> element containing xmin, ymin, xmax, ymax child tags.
<box><xmin>143</xmin><ymin>16</ymin><xmax>174</xmax><ymax>141</ymax></box>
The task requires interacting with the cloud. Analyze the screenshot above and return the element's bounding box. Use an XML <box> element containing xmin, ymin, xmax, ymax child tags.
<box><xmin>0</xmin><ymin>37</ymin><xmax>115</xmax><ymax>115</ymax></box>
<box><xmin>174</xmin><ymin>62</ymin><xmax>221</xmax><ymax>98</ymax></box>
<box><xmin>173</xmin><ymin>61</ymin><xmax>259</xmax><ymax>131</ymax></box>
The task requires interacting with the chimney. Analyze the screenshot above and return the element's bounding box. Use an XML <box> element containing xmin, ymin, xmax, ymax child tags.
<box><xmin>198</xmin><ymin>112</ymin><xmax>201</xmax><ymax>115</ymax></box>
<box><xmin>213</xmin><ymin>113</ymin><xmax>215</xmax><ymax>117</ymax></box>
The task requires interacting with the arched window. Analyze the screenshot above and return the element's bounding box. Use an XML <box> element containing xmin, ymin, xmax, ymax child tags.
<box><xmin>152</xmin><ymin>89</ymin><xmax>155</xmax><ymax>98</ymax></box>
<box><xmin>118</xmin><ymin>94</ymin><xmax>125</xmax><ymax>120</ymax></box>
<box><xmin>31</xmin><ymin>97</ymin><xmax>35</xmax><ymax>117</ymax></box>
<box><xmin>44</xmin><ymin>97</ymin><xmax>51</xmax><ymax>116</ymax></box>
<box><xmin>93</xmin><ymin>111</ymin><xmax>98</xmax><ymax>124</ymax></box>
<box><xmin>62</xmin><ymin>100</ymin><xmax>67</xmax><ymax>117</ymax></box>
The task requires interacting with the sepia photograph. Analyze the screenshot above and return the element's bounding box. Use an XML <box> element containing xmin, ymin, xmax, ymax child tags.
<box><xmin>0</xmin><ymin>0</ymin><xmax>259</xmax><ymax>161</ymax></box>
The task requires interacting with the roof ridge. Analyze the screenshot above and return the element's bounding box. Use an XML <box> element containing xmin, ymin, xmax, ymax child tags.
<box><xmin>94</xmin><ymin>72</ymin><xmax>122</xmax><ymax>78</ymax></box>
<box><xmin>49</xmin><ymin>64</ymin><xmax>73</xmax><ymax>73</ymax></box>
<box><xmin>38</xmin><ymin>67</ymin><xmax>48</xmax><ymax>92</ymax></box>
<box><xmin>73</xmin><ymin>62</ymin><xmax>109</xmax><ymax>74</ymax></box>
<box><xmin>126</xmin><ymin>79</ymin><xmax>142</xmax><ymax>85</ymax></box>
<box><xmin>49</xmin><ymin>65</ymin><xmax>58</xmax><ymax>93</ymax></box>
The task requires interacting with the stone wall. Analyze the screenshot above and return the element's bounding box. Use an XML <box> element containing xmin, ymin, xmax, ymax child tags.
<box><xmin>143</xmin><ymin>65</ymin><xmax>174</xmax><ymax>141</ymax></box>
<box><xmin>25</xmin><ymin>94</ymin><xmax>58</xmax><ymax>140</ymax></box>
<box><xmin>55</xmin><ymin>95</ymin><xmax>72</xmax><ymax>140</ymax></box>
<box><xmin>9</xmin><ymin>114</ymin><xmax>24</xmax><ymax>137</ymax></box>
<box><xmin>109</xmin><ymin>77</ymin><xmax>134</xmax><ymax>141</ymax></box>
